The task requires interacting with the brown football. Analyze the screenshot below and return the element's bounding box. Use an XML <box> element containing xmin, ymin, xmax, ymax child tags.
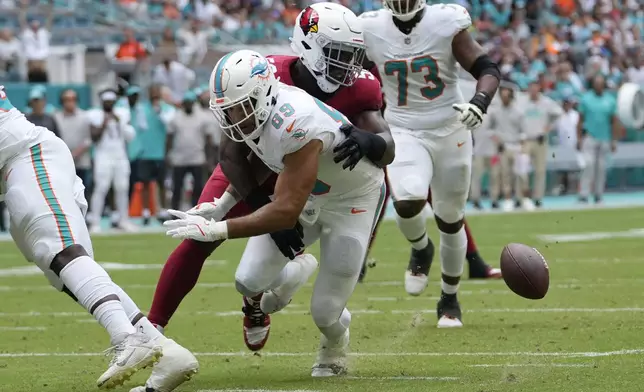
<box><xmin>500</xmin><ymin>243</ymin><xmax>549</xmax><ymax>299</ymax></box>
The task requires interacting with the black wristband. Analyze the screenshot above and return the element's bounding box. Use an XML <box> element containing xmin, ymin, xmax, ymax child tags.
<box><xmin>365</xmin><ymin>132</ymin><xmax>388</xmax><ymax>163</ymax></box>
<box><xmin>244</xmin><ymin>187</ymin><xmax>272</xmax><ymax>211</ymax></box>
<box><xmin>469</xmin><ymin>92</ymin><xmax>492</xmax><ymax>114</ymax></box>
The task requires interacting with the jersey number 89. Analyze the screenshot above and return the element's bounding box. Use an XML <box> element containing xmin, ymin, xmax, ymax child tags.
<box><xmin>384</xmin><ymin>55</ymin><xmax>445</xmax><ymax>106</ymax></box>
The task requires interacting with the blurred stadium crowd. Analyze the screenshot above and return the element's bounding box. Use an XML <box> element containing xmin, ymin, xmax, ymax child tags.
<box><xmin>0</xmin><ymin>0</ymin><xmax>642</xmax><ymax>229</ymax></box>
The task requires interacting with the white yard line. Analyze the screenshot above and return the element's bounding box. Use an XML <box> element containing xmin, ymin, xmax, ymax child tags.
<box><xmin>538</xmin><ymin>228</ymin><xmax>644</xmax><ymax>243</ymax></box>
<box><xmin>345</xmin><ymin>376</ymin><xmax>457</xmax><ymax>381</ymax></box>
<box><xmin>469</xmin><ymin>363</ymin><xmax>592</xmax><ymax>368</ymax></box>
<box><xmin>199</xmin><ymin>390</ymin><xmax>320</xmax><ymax>392</ymax></box>
<box><xmin>0</xmin><ymin>349</ymin><xmax>642</xmax><ymax>358</ymax></box>
<box><xmin>5</xmin><ymin>307</ymin><xmax>644</xmax><ymax>320</ymax></box>
<box><xmin>0</xmin><ymin>326</ymin><xmax>46</xmax><ymax>331</ymax></box>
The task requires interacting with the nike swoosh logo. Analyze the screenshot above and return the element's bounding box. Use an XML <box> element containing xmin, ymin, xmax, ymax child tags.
<box><xmin>351</xmin><ymin>208</ymin><xmax>367</xmax><ymax>214</ymax></box>
<box><xmin>285</xmin><ymin>120</ymin><xmax>296</xmax><ymax>133</ymax></box>
<box><xmin>457</xmin><ymin>142</ymin><xmax>465</xmax><ymax>148</ymax></box>
<box><xmin>116</xmin><ymin>350</ymin><xmax>135</xmax><ymax>367</ymax></box>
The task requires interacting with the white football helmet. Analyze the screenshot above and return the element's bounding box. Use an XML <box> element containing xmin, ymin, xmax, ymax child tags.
<box><xmin>209</xmin><ymin>50</ymin><xmax>279</xmax><ymax>143</ymax></box>
<box><xmin>291</xmin><ymin>2</ymin><xmax>366</xmax><ymax>93</ymax></box>
<box><xmin>383</xmin><ymin>0</ymin><xmax>425</xmax><ymax>21</ymax></box>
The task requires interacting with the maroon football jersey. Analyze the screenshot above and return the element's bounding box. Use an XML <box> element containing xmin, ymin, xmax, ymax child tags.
<box><xmin>266</xmin><ymin>55</ymin><xmax>383</xmax><ymax>121</ymax></box>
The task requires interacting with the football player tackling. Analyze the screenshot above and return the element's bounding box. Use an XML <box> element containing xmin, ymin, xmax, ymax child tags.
<box><xmin>164</xmin><ymin>47</ymin><xmax>388</xmax><ymax>376</ymax></box>
<box><xmin>144</xmin><ymin>2</ymin><xmax>390</xmax><ymax>355</ymax></box>
<box><xmin>0</xmin><ymin>86</ymin><xmax>197</xmax><ymax>389</ymax></box>
<box><xmin>360</xmin><ymin>0</ymin><xmax>500</xmax><ymax>327</ymax></box>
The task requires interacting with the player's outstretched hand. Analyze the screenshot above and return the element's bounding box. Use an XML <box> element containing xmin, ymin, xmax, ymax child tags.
<box><xmin>333</xmin><ymin>124</ymin><xmax>372</xmax><ymax>171</ymax></box>
<box><xmin>452</xmin><ymin>103</ymin><xmax>484</xmax><ymax>130</ymax></box>
<box><xmin>185</xmin><ymin>197</ymin><xmax>228</xmax><ymax>221</ymax></box>
<box><xmin>164</xmin><ymin>209</ymin><xmax>225</xmax><ymax>242</ymax></box>
<box><xmin>270</xmin><ymin>221</ymin><xmax>305</xmax><ymax>260</ymax></box>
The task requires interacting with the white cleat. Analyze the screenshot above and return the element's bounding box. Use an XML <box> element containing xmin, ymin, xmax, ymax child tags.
<box><xmin>404</xmin><ymin>270</ymin><xmax>428</xmax><ymax>296</ymax></box>
<box><xmin>118</xmin><ymin>220</ymin><xmax>139</xmax><ymax>233</ymax></box>
<box><xmin>311</xmin><ymin>330</ymin><xmax>349</xmax><ymax>377</ymax></box>
<box><xmin>311</xmin><ymin>329</ymin><xmax>349</xmax><ymax>377</ymax></box>
<box><xmin>502</xmin><ymin>199</ymin><xmax>514</xmax><ymax>212</ymax></box>
<box><xmin>129</xmin><ymin>338</ymin><xmax>199</xmax><ymax>392</ymax></box>
<box><xmin>261</xmin><ymin>254</ymin><xmax>318</xmax><ymax>314</ymax></box>
<box><xmin>437</xmin><ymin>316</ymin><xmax>464</xmax><ymax>328</ymax></box>
<box><xmin>90</xmin><ymin>224</ymin><xmax>102</xmax><ymax>234</ymax></box>
<box><xmin>521</xmin><ymin>198</ymin><xmax>535</xmax><ymax>211</ymax></box>
<box><xmin>97</xmin><ymin>333</ymin><xmax>163</xmax><ymax>389</ymax></box>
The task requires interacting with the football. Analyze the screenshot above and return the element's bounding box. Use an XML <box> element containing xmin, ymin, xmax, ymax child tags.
<box><xmin>500</xmin><ymin>243</ymin><xmax>549</xmax><ymax>299</ymax></box>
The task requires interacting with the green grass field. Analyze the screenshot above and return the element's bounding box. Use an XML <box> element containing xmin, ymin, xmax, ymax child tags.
<box><xmin>1</xmin><ymin>207</ymin><xmax>644</xmax><ymax>392</ymax></box>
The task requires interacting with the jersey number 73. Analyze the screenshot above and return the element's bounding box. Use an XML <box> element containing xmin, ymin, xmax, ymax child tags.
<box><xmin>384</xmin><ymin>55</ymin><xmax>445</xmax><ymax>106</ymax></box>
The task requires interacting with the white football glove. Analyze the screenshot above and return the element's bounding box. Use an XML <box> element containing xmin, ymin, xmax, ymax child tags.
<box><xmin>185</xmin><ymin>192</ymin><xmax>237</xmax><ymax>221</ymax></box>
<box><xmin>163</xmin><ymin>209</ymin><xmax>228</xmax><ymax>242</ymax></box>
<box><xmin>452</xmin><ymin>103</ymin><xmax>485</xmax><ymax>130</ymax></box>
<box><xmin>186</xmin><ymin>199</ymin><xmax>227</xmax><ymax>221</ymax></box>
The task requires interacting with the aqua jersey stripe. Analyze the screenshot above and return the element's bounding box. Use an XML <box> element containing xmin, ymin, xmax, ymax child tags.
<box><xmin>369</xmin><ymin>182</ymin><xmax>387</xmax><ymax>236</ymax></box>
<box><xmin>214</xmin><ymin>52</ymin><xmax>234</xmax><ymax>98</ymax></box>
<box><xmin>30</xmin><ymin>144</ymin><xmax>75</xmax><ymax>248</ymax></box>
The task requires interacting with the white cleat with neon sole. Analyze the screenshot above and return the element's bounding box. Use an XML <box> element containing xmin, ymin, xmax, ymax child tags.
<box><xmin>129</xmin><ymin>337</ymin><xmax>199</xmax><ymax>392</ymax></box>
<box><xmin>97</xmin><ymin>332</ymin><xmax>163</xmax><ymax>389</ymax></box>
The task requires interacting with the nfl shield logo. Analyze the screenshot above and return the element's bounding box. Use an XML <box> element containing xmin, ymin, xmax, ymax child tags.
<box><xmin>404</xmin><ymin>37</ymin><xmax>411</xmax><ymax>45</ymax></box>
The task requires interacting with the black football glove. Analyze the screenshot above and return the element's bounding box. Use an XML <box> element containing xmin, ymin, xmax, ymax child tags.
<box><xmin>333</xmin><ymin>124</ymin><xmax>386</xmax><ymax>171</ymax></box>
<box><xmin>245</xmin><ymin>187</ymin><xmax>305</xmax><ymax>260</ymax></box>
<box><xmin>269</xmin><ymin>221</ymin><xmax>305</xmax><ymax>260</ymax></box>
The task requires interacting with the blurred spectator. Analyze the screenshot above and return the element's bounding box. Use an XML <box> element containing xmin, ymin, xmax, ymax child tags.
<box><xmin>553</xmin><ymin>97</ymin><xmax>580</xmax><ymax>195</ymax></box>
<box><xmin>517</xmin><ymin>81</ymin><xmax>563</xmax><ymax>209</ymax></box>
<box><xmin>128</xmin><ymin>85</ymin><xmax>174</xmax><ymax>224</ymax></box>
<box><xmin>87</xmin><ymin>89</ymin><xmax>137</xmax><ymax>233</ymax></box>
<box><xmin>577</xmin><ymin>74</ymin><xmax>619</xmax><ymax>204</ymax></box>
<box><xmin>25</xmin><ymin>87</ymin><xmax>59</xmax><ymax>137</ymax></box>
<box><xmin>167</xmin><ymin>91</ymin><xmax>214</xmax><ymax>210</ymax></box>
<box><xmin>152</xmin><ymin>59</ymin><xmax>196</xmax><ymax>104</ymax></box>
<box><xmin>20</xmin><ymin>12</ymin><xmax>52</xmax><ymax>82</ymax></box>
<box><xmin>627</xmin><ymin>53</ymin><xmax>644</xmax><ymax>84</ymax></box>
<box><xmin>190</xmin><ymin>0</ymin><xmax>223</xmax><ymax>24</ymax></box>
<box><xmin>157</xmin><ymin>27</ymin><xmax>178</xmax><ymax>55</ymax></box>
<box><xmin>488</xmin><ymin>82</ymin><xmax>526</xmax><ymax>211</ymax></box>
<box><xmin>470</xmin><ymin>114</ymin><xmax>501</xmax><ymax>210</ymax></box>
<box><xmin>54</xmin><ymin>89</ymin><xmax>93</xmax><ymax>202</ymax></box>
<box><xmin>0</xmin><ymin>28</ymin><xmax>20</xmax><ymax>81</ymax></box>
<box><xmin>176</xmin><ymin>18</ymin><xmax>209</xmax><ymax>66</ymax></box>
<box><xmin>114</xmin><ymin>28</ymin><xmax>149</xmax><ymax>84</ymax></box>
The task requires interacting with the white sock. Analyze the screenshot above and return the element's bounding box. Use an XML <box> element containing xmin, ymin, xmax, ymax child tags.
<box><xmin>59</xmin><ymin>256</ymin><xmax>135</xmax><ymax>344</ymax></box>
<box><xmin>133</xmin><ymin>316</ymin><xmax>164</xmax><ymax>339</ymax></box>
<box><xmin>395</xmin><ymin>212</ymin><xmax>429</xmax><ymax>250</ymax></box>
<box><xmin>439</xmin><ymin>227</ymin><xmax>466</xmax><ymax>295</ymax></box>
<box><xmin>318</xmin><ymin>308</ymin><xmax>351</xmax><ymax>344</ymax></box>
<box><xmin>111</xmin><ymin>283</ymin><xmax>163</xmax><ymax>338</ymax></box>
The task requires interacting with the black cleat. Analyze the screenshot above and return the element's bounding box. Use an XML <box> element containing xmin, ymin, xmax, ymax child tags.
<box><xmin>436</xmin><ymin>291</ymin><xmax>463</xmax><ymax>328</ymax></box>
<box><xmin>472</xmin><ymin>200</ymin><xmax>483</xmax><ymax>210</ymax></box>
<box><xmin>404</xmin><ymin>240</ymin><xmax>434</xmax><ymax>296</ymax></box>
<box><xmin>491</xmin><ymin>200</ymin><xmax>499</xmax><ymax>209</ymax></box>
<box><xmin>358</xmin><ymin>257</ymin><xmax>376</xmax><ymax>283</ymax></box>
<box><xmin>467</xmin><ymin>252</ymin><xmax>502</xmax><ymax>279</ymax></box>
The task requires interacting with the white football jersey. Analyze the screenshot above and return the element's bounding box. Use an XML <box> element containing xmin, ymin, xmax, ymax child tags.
<box><xmin>244</xmin><ymin>83</ymin><xmax>384</xmax><ymax>210</ymax></box>
<box><xmin>0</xmin><ymin>87</ymin><xmax>49</xmax><ymax>168</ymax></box>
<box><xmin>361</xmin><ymin>4</ymin><xmax>471</xmax><ymax>134</ymax></box>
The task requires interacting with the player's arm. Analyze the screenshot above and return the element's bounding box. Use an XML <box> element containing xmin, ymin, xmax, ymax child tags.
<box><xmin>218</xmin><ymin>134</ymin><xmax>259</xmax><ymax>199</ymax></box>
<box><xmin>334</xmin><ymin>110</ymin><xmax>394</xmax><ymax>169</ymax></box>
<box><xmin>224</xmin><ymin>140</ymin><xmax>321</xmax><ymax>238</ymax></box>
<box><xmin>452</xmin><ymin>29</ymin><xmax>500</xmax><ymax>128</ymax></box>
